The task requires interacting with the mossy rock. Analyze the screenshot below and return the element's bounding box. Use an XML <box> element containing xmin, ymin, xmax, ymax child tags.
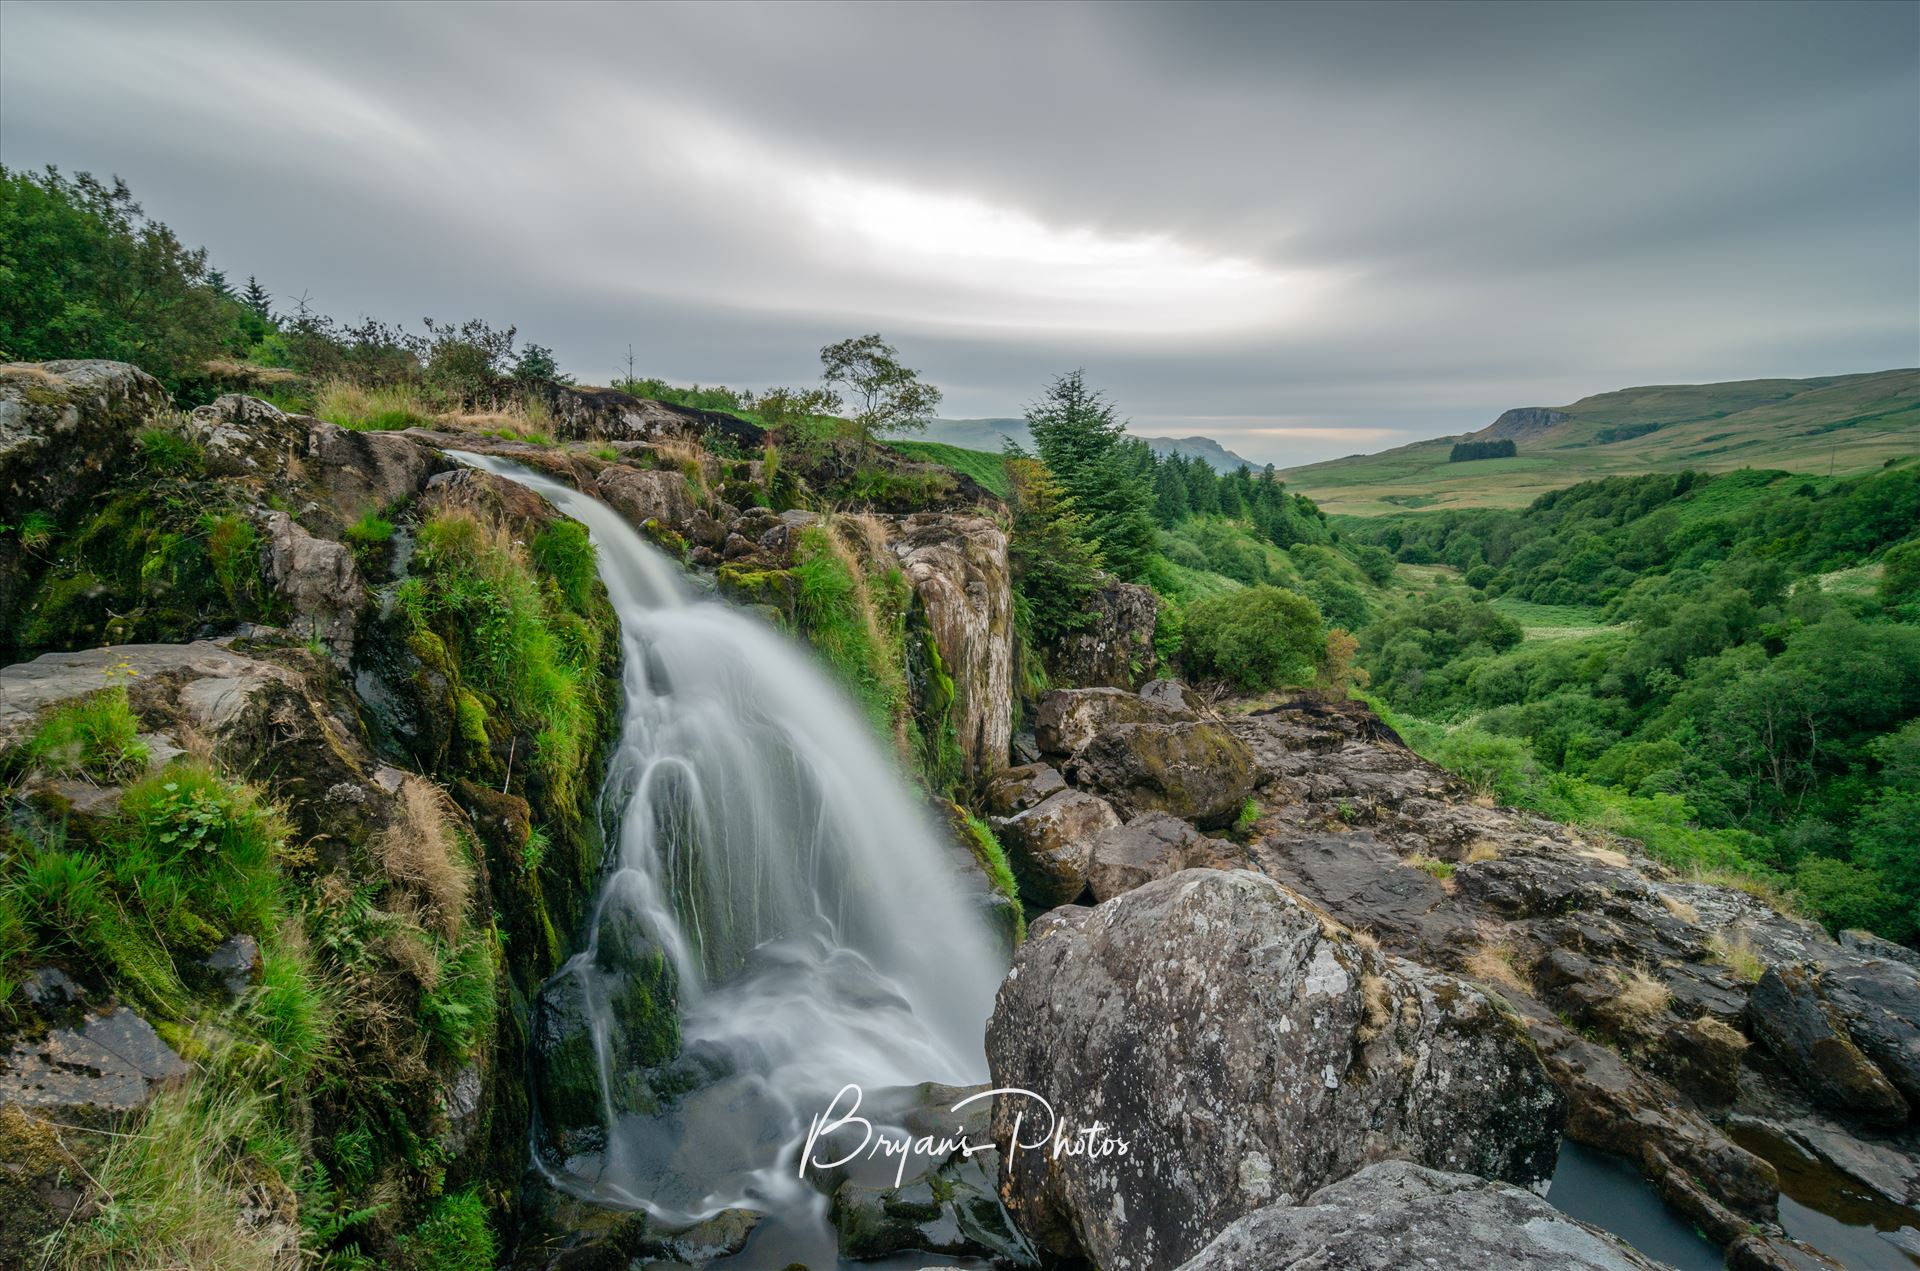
<box><xmin>716</xmin><ymin>563</ymin><xmax>796</xmax><ymax>621</ymax></box>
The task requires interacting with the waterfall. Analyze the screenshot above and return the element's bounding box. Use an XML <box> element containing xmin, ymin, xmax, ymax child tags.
<box><xmin>452</xmin><ymin>454</ymin><xmax>1007</xmax><ymax>1258</ymax></box>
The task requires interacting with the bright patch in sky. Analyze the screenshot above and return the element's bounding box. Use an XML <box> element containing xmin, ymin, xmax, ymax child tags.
<box><xmin>656</xmin><ymin>107</ymin><xmax>1325</xmax><ymax>336</ymax></box>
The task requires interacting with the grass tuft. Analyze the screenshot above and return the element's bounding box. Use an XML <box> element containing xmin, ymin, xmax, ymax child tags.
<box><xmin>27</xmin><ymin>687</ymin><xmax>149</xmax><ymax>781</ymax></box>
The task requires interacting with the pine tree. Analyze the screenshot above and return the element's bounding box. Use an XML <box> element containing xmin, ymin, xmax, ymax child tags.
<box><xmin>241</xmin><ymin>276</ymin><xmax>272</xmax><ymax>321</ymax></box>
<box><xmin>1025</xmin><ymin>370</ymin><xmax>1158</xmax><ymax>581</ymax></box>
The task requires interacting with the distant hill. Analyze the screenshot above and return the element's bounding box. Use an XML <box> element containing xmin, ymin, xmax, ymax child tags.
<box><xmin>1278</xmin><ymin>368</ymin><xmax>1920</xmax><ymax>515</ymax></box>
<box><xmin>919</xmin><ymin>418</ymin><xmax>1259</xmax><ymax>471</ymax></box>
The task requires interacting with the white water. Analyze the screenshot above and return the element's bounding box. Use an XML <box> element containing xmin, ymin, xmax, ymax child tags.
<box><xmin>452</xmin><ymin>455</ymin><xmax>1006</xmax><ymax>1257</ymax></box>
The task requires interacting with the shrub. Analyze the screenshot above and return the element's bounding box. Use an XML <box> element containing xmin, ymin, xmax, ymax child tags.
<box><xmin>1180</xmin><ymin>585</ymin><xmax>1325</xmax><ymax>691</ymax></box>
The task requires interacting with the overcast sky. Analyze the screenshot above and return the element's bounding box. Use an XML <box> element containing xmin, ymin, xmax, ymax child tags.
<box><xmin>3</xmin><ymin>1</ymin><xmax>1915</xmax><ymax>465</ymax></box>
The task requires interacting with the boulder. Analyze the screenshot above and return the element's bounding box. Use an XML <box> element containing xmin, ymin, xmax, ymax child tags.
<box><xmin>594</xmin><ymin>464</ymin><xmax>696</xmax><ymax>531</ymax></box>
<box><xmin>1817</xmin><ymin>953</ymin><xmax>1920</xmax><ymax>1109</ymax></box>
<box><xmin>984</xmin><ymin>763</ymin><xmax>1066</xmax><ymax>817</ymax></box>
<box><xmin>989</xmin><ymin>789</ymin><xmax>1122</xmax><ymax>909</ymax></box>
<box><xmin>1050</xmin><ymin>577</ymin><xmax>1157</xmax><ymax>688</ymax></box>
<box><xmin>1068</xmin><ymin>720</ymin><xmax>1257</xmax><ymax>829</ymax></box>
<box><xmin>1034</xmin><ymin>686</ymin><xmax>1193</xmax><ymax>759</ymax></box>
<box><xmin>1172</xmin><ymin>1160</ymin><xmax>1667</xmax><ymax>1271</ymax></box>
<box><xmin>263</xmin><ymin>510</ymin><xmax>363</xmax><ymax>654</ymax></box>
<box><xmin>987</xmin><ymin>870</ymin><xmax>1565</xmax><ymax>1271</ymax></box>
<box><xmin>1748</xmin><ymin>964</ymin><xmax>1908</xmax><ymax>1125</ymax></box>
<box><xmin>1086</xmin><ymin>812</ymin><xmax>1249</xmax><ymax>903</ymax></box>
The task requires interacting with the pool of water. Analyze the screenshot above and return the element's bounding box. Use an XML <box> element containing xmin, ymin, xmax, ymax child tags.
<box><xmin>1548</xmin><ymin>1141</ymin><xmax>1722</xmax><ymax>1271</ymax></box>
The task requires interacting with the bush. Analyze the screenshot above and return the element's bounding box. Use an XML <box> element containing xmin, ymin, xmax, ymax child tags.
<box><xmin>1180</xmin><ymin>585</ymin><xmax>1325</xmax><ymax>691</ymax></box>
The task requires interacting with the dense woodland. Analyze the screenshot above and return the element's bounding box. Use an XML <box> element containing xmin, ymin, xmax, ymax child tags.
<box><xmin>4</xmin><ymin>162</ymin><xmax>1916</xmax><ymax>948</ymax></box>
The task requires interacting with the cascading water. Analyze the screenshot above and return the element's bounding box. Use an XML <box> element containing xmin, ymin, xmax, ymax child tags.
<box><xmin>452</xmin><ymin>455</ymin><xmax>1008</xmax><ymax>1265</ymax></box>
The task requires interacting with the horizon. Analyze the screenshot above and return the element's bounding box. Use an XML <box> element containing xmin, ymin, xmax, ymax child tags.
<box><xmin>3</xmin><ymin>1</ymin><xmax>1916</xmax><ymax>466</ymax></box>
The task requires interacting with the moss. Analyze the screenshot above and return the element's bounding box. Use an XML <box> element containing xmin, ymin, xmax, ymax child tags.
<box><xmin>639</xmin><ymin>519</ymin><xmax>689</xmax><ymax>559</ymax></box>
<box><xmin>716</xmin><ymin>563</ymin><xmax>796</xmax><ymax>620</ymax></box>
<box><xmin>961</xmin><ymin>812</ymin><xmax>1025</xmax><ymax>943</ymax></box>
<box><xmin>453</xmin><ymin>689</ymin><xmax>489</xmax><ymax>748</ymax></box>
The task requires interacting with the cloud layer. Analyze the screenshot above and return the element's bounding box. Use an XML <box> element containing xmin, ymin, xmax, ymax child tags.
<box><xmin>3</xmin><ymin>1</ymin><xmax>1914</xmax><ymax>464</ymax></box>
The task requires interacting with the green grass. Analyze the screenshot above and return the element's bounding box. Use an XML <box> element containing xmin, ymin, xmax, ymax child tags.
<box><xmin>25</xmin><ymin>686</ymin><xmax>149</xmax><ymax>781</ymax></box>
<box><xmin>886</xmin><ymin>441</ymin><xmax>1011</xmax><ymax>498</ymax></box>
<box><xmin>344</xmin><ymin>512</ymin><xmax>396</xmax><ymax>570</ymax></box>
<box><xmin>790</xmin><ymin>523</ymin><xmax>911</xmax><ymax>740</ymax></box>
<box><xmin>136</xmin><ymin>425</ymin><xmax>204</xmax><ymax>476</ymax></box>
<box><xmin>961</xmin><ymin>812</ymin><xmax>1025</xmax><ymax>942</ymax></box>
<box><xmin>398</xmin><ymin>510</ymin><xmax>607</xmax><ymax>820</ymax></box>
<box><xmin>1489</xmin><ymin>596</ymin><xmax>1619</xmax><ymax>642</ymax></box>
<box><xmin>1281</xmin><ymin>369</ymin><xmax>1920</xmax><ymax>515</ymax></box>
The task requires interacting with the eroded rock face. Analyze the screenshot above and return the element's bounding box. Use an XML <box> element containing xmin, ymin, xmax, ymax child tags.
<box><xmin>1034</xmin><ymin>685</ymin><xmax>1194</xmax><ymax>759</ymax></box>
<box><xmin>1067</xmin><ymin>720</ymin><xmax>1257</xmax><ymax>829</ymax></box>
<box><xmin>1050</xmin><ymin>577</ymin><xmax>1157</xmax><ymax>688</ymax></box>
<box><xmin>1227</xmin><ymin>692</ymin><xmax>1920</xmax><ymax>1263</ymax></box>
<box><xmin>989</xmin><ymin>789</ymin><xmax>1122</xmax><ymax>908</ymax></box>
<box><xmin>1173</xmin><ymin>1160</ymin><xmax>1666</xmax><ymax>1271</ymax></box>
<box><xmin>1748</xmin><ymin>965</ymin><xmax>1910</xmax><ymax>1125</ymax></box>
<box><xmin>886</xmin><ymin>514</ymin><xmax>1013</xmax><ymax>784</ymax></box>
<box><xmin>263</xmin><ymin>510</ymin><xmax>363</xmax><ymax>655</ymax></box>
<box><xmin>0</xmin><ymin>361</ymin><xmax>169</xmax><ymax>643</ymax></box>
<box><xmin>987</xmin><ymin>869</ymin><xmax>1565</xmax><ymax>1271</ymax></box>
<box><xmin>1086</xmin><ymin>812</ymin><xmax>1248</xmax><ymax>903</ymax></box>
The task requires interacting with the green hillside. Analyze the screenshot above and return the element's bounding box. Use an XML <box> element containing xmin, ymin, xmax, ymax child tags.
<box><xmin>1282</xmin><ymin>369</ymin><xmax>1920</xmax><ymax>515</ymax></box>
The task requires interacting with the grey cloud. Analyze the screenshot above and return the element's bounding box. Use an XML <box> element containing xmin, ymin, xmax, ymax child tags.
<box><xmin>1</xmin><ymin>0</ymin><xmax>1913</xmax><ymax>467</ymax></box>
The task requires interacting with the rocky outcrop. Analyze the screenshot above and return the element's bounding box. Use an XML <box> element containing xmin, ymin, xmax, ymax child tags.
<box><xmin>0</xmin><ymin>1008</ymin><xmax>187</xmax><ymax>1120</ymax></box>
<box><xmin>1481</xmin><ymin>407</ymin><xmax>1571</xmax><ymax>441</ymax></box>
<box><xmin>1086</xmin><ymin>812</ymin><xmax>1248</xmax><ymax>903</ymax></box>
<box><xmin>987</xmin><ymin>869</ymin><xmax>1565</xmax><ymax>1271</ymax></box>
<box><xmin>886</xmin><ymin>514</ymin><xmax>1013</xmax><ymax>784</ymax></box>
<box><xmin>1049</xmin><ymin>577</ymin><xmax>1157</xmax><ymax>688</ymax></box>
<box><xmin>594</xmin><ymin>464</ymin><xmax>697</xmax><ymax>530</ymax></box>
<box><xmin>1173</xmin><ymin>1160</ymin><xmax>1666</xmax><ymax>1271</ymax></box>
<box><xmin>538</xmin><ymin>382</ymin><xmax>766</xmax><ymax>450</ymax></box>
<box><xmin>990</xmin><ymin>789</ymin><xmax>1122</xmax><ymax>908</ymax></box>
<box><xmin>1067</xmin><ymin>720</ymin><xmax>1257</xmax><ymax>828</ymax></box>
<box><xmin>1227</xmin><ymin>692</ymin><xmax>1920</xmax><ymax>1266</ymax></box>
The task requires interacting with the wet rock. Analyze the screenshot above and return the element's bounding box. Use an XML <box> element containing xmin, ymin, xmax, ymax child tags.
<box><xmin>1067</xmin><ymin>720</ymin><xmax>1257</xmax><ymax>829</ymax></box>
<box><xmin>0</xmin><ymin>1008</ymin><xmax>188</xmax><ymax>1121</ymax></box>
<box><xmin>1049</xmin><ymin>577</ymin><xmax>1157</xmax><ymax>689</ymax></box>
<box><xmin>1816</xmin><ymin>953</ymin><xmax>1920</xmax><ymax>1108</ymax></box>
<box><xmin>263</xmin><ymin>509</ymin><xmax>363</xmax><ymax>654</ymax></box>
<box><xmin>642</xmin><ymin>1206</ymin><xmax>761</xmax><ymax>1262</ymax></box>
<box><xmin>1173</xmin><ymin>1160</ymin><xmax>1667</xmax><ymax>1271</ymax></box>
<box><xmin>1748</xmin><ymin>965</ymin><xmax>1909</xmax><ymax>1125</ymax></box>
<box><xmin>984</xmin><ymin>763</ymin><xmax>1065</xmax><ymax>817</ymax></box>
<box><xmin>830</xmin><ymin>1149</ymin><xmax>1030</xmax><ymax>1264</ymax></box>
<box><xmin>20</xmin><ymin>967</ymin><xmax>82</xmax><ymax>1014</ymax></box>
<box><xmin>1651</xmin><ymin>1015</ymin><xmax>1749</xmax><ymax>1107</ymax></box>
<box><xmin>989</xmin><ymin>789</ymin><xmax>1122</xmax><ymax>909</ymax></box>
<box><xmin>987</xmin><ymin>869</ymin><xmax>1565</xmax><ymax>1271</ymax></box>
<box><xmin>1086</xmin><ymin>812</ymin><xmax>1249</xmax><ymax>903</ymax></box>
<box><xmin>203</xmin><ymin>934</ymin><xmax>261</xmax><ymax>998</ymax></box>
<box><xmin>1034</xmin><ymin>685</ymin><xmax>1193</xmax><ymax>759</ymax></box>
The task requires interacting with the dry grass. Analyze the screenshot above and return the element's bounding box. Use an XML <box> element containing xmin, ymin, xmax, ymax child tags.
<box><xmin>1610</xmin><ymin>966</ymin><xmax>1673</xmax><ymax>1024</ymax></box>
<box><xmin>1687</xmin><ymin>865</ymin><xmax>1799</xmax><ymax>916</ymax></box>
<box><xmin>313</xmin><ymin>378</ymin><xmax>435</xmax><ymax>432</ymax></box>
<box><xmin>844</xmin><ymin>511</ymin><xmax>895</xmax><ymax>565</ymax></box>
<box><xmin>378</xmin><ymin>776</ymin><xmax>470</xmax><ymax>940</ymax></box>
<box><xmin>1463</xmin><ymin>840</ymin><xmax>1503</xmax><ymax>864</ymax></box>
<box><xmin>447</xmin><ymin>392</ymin><xmax>556</xmax><ymax>436</ymax></box>
<box><xmin>1465</xmin><ymin>940</ymin><xmax>1531</xmax><ymax>995</ymax></box>
<box><xmin>1575</xmin><ymin>845</ymin><xmax>1632</xmax><ymax>869</ymax></box>
<box><xmin>203</xmin><ymin>358</ymin><xmax>300</xmax><ymax>384</ymax></box>
<box><xmin>1708</xmin><ymin>931</ymin><xmax>1766</xmax><ymax>983</ymax></box>
<box><xmin>1356</xmin><ymin>971</ymin><xmax>1393</xmax><ymax>1042</ymax></box>
<box><xmin>1657</xmin><ymin>892</ymin><xmax>1701</xmax><ymax>924</ymax></box>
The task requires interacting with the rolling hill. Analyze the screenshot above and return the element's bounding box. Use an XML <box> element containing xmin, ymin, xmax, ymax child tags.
<box><xmin>1278</xmin><ymin>368</ymin><xmax>1920</xmax><ymax>515</ymax></box>
<box><xmin>922</xmin><ymin>418</ymin><xmax>1258</xmax><ymax>471</ymax></box>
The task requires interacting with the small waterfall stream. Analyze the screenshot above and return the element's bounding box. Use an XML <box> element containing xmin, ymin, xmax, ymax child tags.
<box><xmin>454</xmin><ymin>455</ymin><xmax>1007</xmax><ymax>1265</ymax></box>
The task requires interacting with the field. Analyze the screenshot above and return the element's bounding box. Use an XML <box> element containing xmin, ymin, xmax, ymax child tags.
<box><xmin>887</xmin><ymin>440</ymin><xmax>1010</xmax><ymax>498</ymax></box>
<box><xmin>1280</xmin><ymin>369</ymin><xmax>1920</xmax><ymax>515</ymax></box>
<box><xmin>1489</xmin><ymin>597</ymin><xmax>1621</xmax><ymax>642</ymax></box>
